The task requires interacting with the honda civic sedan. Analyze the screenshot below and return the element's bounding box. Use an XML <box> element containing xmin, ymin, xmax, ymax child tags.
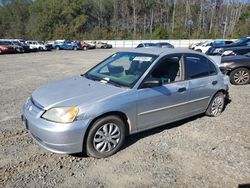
<box><xmin>22</xmin><ymin>48</ymin><xmax>229</xmax><ymax>158</ymax></box>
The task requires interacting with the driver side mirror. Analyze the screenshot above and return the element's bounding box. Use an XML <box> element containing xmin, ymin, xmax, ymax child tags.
<box><xmin>141</xmin><ymin>78</ymin><xmax>162</xmax><ymax>88</ymax></box>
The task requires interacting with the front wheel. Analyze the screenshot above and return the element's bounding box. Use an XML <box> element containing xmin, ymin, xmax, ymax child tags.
<box><xmin>206</xmin><ymin>92</ymin><xmax>225</xmax><ymax>117</ymax></box>
<box><xmin>85</xmin><ymin>115</ymin><xmax>126</xmax><ymax>158</ymax></box>
<box><xmin>229</xmin><ymin>68</ymin><xmax>250</xmax><ymax>85</ymax></box>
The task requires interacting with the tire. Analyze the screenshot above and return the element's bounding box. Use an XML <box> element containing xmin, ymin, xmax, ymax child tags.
<box><xmin>39</xmin><ymin>47</ymin><xmax>43</xmax><ymax>51</ymax></box>
<box><xmin>83</xmin><ymin>46</ymin><xmax>87</xmax><ymax>51</ymax></box>
<box><xmin>56</xmin><ymin>46</ymin><xmax>60</xmax><ymax>50</ymax></box>
<box><xmin>206</xmin><ymin>92</ymin><xmax>225</xmax><ymax>117</ymax></box>
<box><xmin>73</xmin><ymin>47</ymin><xmax>77</xmax><ymax>51</ymax></box>
<box><xmin>229</xmin><ymin>68</ymin><xmax>250</xmax><ymax>85</ymax></box>
<box><xmin>0</xmin><ymin>49</ymin><xmax>2</xmax><ymax>54</ymax></box>
<box><xmin>85</xmin><ymin>115</ymin><xmax>126</xmax><ymax>158</ymax></box>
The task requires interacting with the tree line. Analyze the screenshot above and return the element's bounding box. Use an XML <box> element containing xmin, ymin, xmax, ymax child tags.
<box><xmin>0</xmin><ymin>0</ymin><xmax>249</xmax><ymax>41</ymax></box>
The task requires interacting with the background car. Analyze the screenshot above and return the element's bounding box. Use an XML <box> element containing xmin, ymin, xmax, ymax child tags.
<box><xmin>188</xmin><ymin>42</ymin><xmax>203</xmax><ymax>50</ymax></box>
<box><xmin>0</xmin><ymin>40</ymin><xmax>24</xmax><ymax>53</ymax></box>
<box><xmin>80</xmin><ymin>41</ymin><xmax>95</xmax><ymax>49</ymax></box>
<box><xmin>0</xmin><ymin>44</ymin><xmax>15</xmax><ymax>54</ymax></box>
<box><xmin>95</xmin><ymin>41</ymin><xmax>112</xmax><ymax>49</ymax></box>
<box><xmin>11</xmin><ymin>40</ymin><xmax>31</xmax><ymax>53</ymax></box>
<box><xmin>194</xmin><ymin>41</ymin><xmax>213</xmax><ymax>53</ymax></box>
<box><xmin>207</xmin><ymin>46</ymin><xmax>250</xmax><ymax>56</ymax></box>
<box><xmin>207</xmin><ymin>36</ymin><xmax>250</xmax><ymax>55</ymax></box>
<box><xmin>26</xmin><ymin>40</ymin><xmax>49</xmax><ymax>51</ymax></box>
<box><xmin>53</xmin><ymin>41</ymin><xmax>80</xmax><ymax>50</ymax></box>
<box><xmin>155</xmin><ymin>42</ymin><xmax>174</xmax><ymax>48</ymax></box>
<box><xmin>213</xmin><ymin>39</ymin><xmax>234</xmax><ymax>47</ymax></box>
<box><xmin>220</xmin><ymin>52</ymin><xmax>250</xmax><ymax>85</ymax></box>
<box><xmin>194</xmin><ymin>40</ymin><xmax>233</xmax><ymax>53</ymax></box>
<box><xmin>136</xmin><ymin>43</ymin><xmax>157</xmax><ymax>48</ymax></box>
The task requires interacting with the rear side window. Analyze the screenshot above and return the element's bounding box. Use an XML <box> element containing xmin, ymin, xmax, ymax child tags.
<box><xmin>208</xmin><ymin>59</ymin><xmax>217</xmax><ymax>75</ymax></box>
<box><xmin>184</xmin><ymin>54</ymin><xmax>217</xmax><ymax>79</ymax></box>
<box><xmin>184</xmin><ymin>55</ymin><xmax>209</xmax><ymax>79</ymax></box>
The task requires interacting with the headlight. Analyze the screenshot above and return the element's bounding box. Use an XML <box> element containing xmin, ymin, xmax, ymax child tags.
<box><xmin>42</xmin><ymin>107</ymin><xmax>79</xmax><ymax>123</ymax></box>
<box><xmin>214</xmin><ymin>48</ymin><xmax>223</xmax><ymax>54</ymax></box>
<box><xmin>220</xmin><ymin>62</ymin><xmax>234</xmax><ymax>67</ymax></box>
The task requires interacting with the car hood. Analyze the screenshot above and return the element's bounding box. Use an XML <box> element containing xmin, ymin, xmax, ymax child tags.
<box><xmin>32</xmin><ymin>76</ymin><xmax>128</xmax><ymax>110</ymax></box>
<box><xmin>221</xmin><ymin>55</ymin><xmax>249</xmax><ymax>62</ymax></box>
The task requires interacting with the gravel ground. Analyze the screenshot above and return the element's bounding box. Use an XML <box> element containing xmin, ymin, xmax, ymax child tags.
<box><xmin>0</xmin><ymin>49</ymin><xmax>249</xmax><ymax>188</ymax></box>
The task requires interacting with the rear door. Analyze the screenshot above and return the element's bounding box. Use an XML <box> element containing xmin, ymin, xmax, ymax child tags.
<box><xmin>183</xmin><ymin>54</ymin><xmax>218</xmax><ymax>114</ymax></box>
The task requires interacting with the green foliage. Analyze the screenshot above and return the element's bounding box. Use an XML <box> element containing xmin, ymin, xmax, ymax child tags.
<box><xmin>151</xmin><ymin>27</ymin><xmax>169</xmax><ymax>39</ymax></box>
<box><xmin>0</xmin><ymin>0</ymin><xmax>249</xmax><ymax>40</ymax></box>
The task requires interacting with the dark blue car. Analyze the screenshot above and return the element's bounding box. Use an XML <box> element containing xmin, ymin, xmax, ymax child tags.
<box><xmin>54</xmin><ymin>41</ymin><xmax>80</xmax><ymax>50</ymax></box>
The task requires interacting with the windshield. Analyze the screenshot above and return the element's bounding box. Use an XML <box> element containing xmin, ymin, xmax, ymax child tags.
<box><xmin>0</xmin><ymin>41</ymin><xmax>12</xmax><ymax>45</ymax></box>
<box><xmin>85</xmin><ymin>52</ymin><xmax>158</xmax><ymax>88</ymax></box>
<box><xmin>145</xmin><ymin>43</ymin><xmax>156</xmax><ymax>47</ymax></box>
<box><xmin>233</xmin><ymin>38</ymin><xmax>246</xmax><ymax>44</ymax></box>
<box><xmin>13</xmin><ymin>41</ymin><xmax>21</xmax><ymax>45</ymax></box>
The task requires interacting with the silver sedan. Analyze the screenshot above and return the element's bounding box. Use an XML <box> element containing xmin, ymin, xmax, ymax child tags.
<box><xmin>22</xmin><ymin>48</ymin><xmax>229</xmax><ymax>158</ymax></box>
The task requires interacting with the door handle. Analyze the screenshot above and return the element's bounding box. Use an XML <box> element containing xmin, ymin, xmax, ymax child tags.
<box><xmin>178</xmin><ymin>87</ymin><xmax>186</xmax><ymax>92</ymax></box>
<box><xmin>212</xmin><ymin>81</ymin><xmax>218</xmax><ymax>85</ymax></box>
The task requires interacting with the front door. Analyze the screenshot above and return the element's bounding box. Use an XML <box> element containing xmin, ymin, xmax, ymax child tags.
<box><xmin>136</xmin><ymin>54</ymin><xmax>190</xmax><ymax>131</ymax></box>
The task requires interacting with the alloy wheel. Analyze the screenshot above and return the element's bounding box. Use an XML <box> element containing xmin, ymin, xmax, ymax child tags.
<box><xmin>233</xmin><ymin>70</ymin><xmax>249</xmax><ymax>85</ymax></box>
<box><xmin>211</xmin><ymin>95</ymin><xmax>224</xmax><ymax>116</ymax></box>
<box><xmin>93</xmin><ymin>123</ymin><xmax>121</xmax><ymax>153</ymax></box>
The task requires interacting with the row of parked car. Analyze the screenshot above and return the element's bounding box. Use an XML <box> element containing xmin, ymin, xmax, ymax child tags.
<box><xmin>189</xmin><ymin>36</ymin><xmax>250</xmax><ymax>85</ymax></box>
<box><xmin>0</xmin><ymin>39</ymin><xmax>113</xmax><ymax>54</ymax></box>
<box><xmin>133</xmin><ymin>36</ymin><xmax>250</xmax><ymax>85</ymax></box>
<box><xmin>0</xmin><ymin>39</ymin><xmax>53</xmax><ymax>54</ymax></box>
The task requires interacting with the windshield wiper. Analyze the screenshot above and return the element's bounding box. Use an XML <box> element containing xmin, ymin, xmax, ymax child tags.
<box><xmin>102</xmin><ymin>79</ymin><xmax>122</xmax><ymax>87</ymax></box>
<box><xmin>84</xmin><ymin>73</ymin><xmax>128</xmax><ymax>88</ymax></box>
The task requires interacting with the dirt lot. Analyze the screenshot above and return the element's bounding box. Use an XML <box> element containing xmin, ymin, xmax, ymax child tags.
<box><xmin>0</xmin><ymin>49</ymin><xmax>249</xmax><ymax>188</ymax></box>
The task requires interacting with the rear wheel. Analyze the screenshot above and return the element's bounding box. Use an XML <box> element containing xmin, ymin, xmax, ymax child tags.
<box><xmin>229</xmin><ymin>68</ymin><xmax>250</xmax><ymax>85</ymax></box>
<box><xmin>206</xmin><ymin>92</ymin><xmax>225</xmax><ymax>117</ymax></box>
<box><xmin>73</xmin><ymin>46</ymin><xmax>77</xmax><ymax>51</ymax></box>
<box><xmin>85</xmin><ymin>115</ymin><xmax>126</xmax><ymax>158</ymax></box>
<box><xmin>56</xmin><ymin>46</ymin><xmax>60</xmax><ymax>50</ymax></box>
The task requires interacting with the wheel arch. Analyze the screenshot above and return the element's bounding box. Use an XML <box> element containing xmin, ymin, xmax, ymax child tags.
<box><xmin>82</xmin><ymin>111</ymin><xmax>131</xmax><ymax>152</ymax></box>
<box><xmin>206</xmin><ymin>89</ymin><xmax>227</xmax><ymax>110</ymax></box>
<box><xmin>228</xmin><ymin>66</ymin><xmax>250</xmax><ymax>74</ymax></box>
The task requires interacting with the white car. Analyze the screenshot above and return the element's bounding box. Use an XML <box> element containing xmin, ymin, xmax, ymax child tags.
<box><xmin>26</xmin><ymin>40</ymin><xmax>47</xmax><ymax>51</ymax></box>
<box><xmin>194</xmin><ymin>41</ymin><xmax>213</xmax><ymax>53</ymax></box>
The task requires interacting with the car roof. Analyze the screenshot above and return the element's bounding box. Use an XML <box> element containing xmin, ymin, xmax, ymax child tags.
<box><xmin>122</xmin><ymin>47</ymin><xmax>204</xmax><ymax>56</ymax></box>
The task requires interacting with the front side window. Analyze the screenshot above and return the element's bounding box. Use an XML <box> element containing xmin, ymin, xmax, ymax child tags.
<box><xmin>85</xmin><ymin>52</ymin><xmax>158</xmax><ymax>88</ymax></box>
<box><xmin>147</xmin><ymin>55</ymin><xmax>183</xmax><ymax>84</ymax></box>
<box><xmin>184</xmin><ymin>54</ymin><xmax>209</xmax><ymax>79</ymax></box>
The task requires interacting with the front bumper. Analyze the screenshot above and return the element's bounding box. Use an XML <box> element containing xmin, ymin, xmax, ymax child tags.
<box><xmin>22</xmin><ymin>98</ymin><xmax>90</xmax><ymax>154</ymax></box>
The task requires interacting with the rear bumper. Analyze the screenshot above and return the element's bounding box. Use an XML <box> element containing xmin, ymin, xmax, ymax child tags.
<box><xmin>22</xmin><ymin>99</ymin><xmax>91</xmax><ymax>154</ymax></box>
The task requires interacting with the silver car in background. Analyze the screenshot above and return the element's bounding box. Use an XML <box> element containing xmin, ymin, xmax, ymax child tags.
<box><xmin>22</xmin><ymin>48</ymin><xmax>229</xmax><ymax>158</ymax></box>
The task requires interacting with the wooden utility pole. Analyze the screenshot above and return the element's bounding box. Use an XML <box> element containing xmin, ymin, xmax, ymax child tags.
<box><xmin>132</xmin><ymin>0</ymin><xmax>136</xmax><ymax>39</ymax></box>
<box><xmin>171</xmin><ymin>0</ymin><xmax>176</xmax><ymax>33</ymax></box>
